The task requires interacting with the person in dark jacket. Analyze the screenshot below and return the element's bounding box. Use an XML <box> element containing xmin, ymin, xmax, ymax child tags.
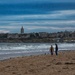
<box><xmin>55</xmin><ymin>44</ymin><xmax>58</xmax><ymax>55</ymax></box>
<box><xmin>50</xmin><ymin>45</ymin><xmax>54</xmax><ymax>55</ymax></box>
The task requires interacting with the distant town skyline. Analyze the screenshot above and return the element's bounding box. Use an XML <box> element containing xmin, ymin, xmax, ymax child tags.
<box><xmin>0</xmin><ymin>0</ymin><xmax>75</xmax><ymax>33</ymax></box>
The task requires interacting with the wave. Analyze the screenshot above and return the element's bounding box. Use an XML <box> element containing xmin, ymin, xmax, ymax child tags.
<box><xmin>0</xmin><ymin>43</ymin><xmax>49</xmax><ymax>50</ymax></box>
<box><xmin>0</xmin><ymin>43</ymin><xmax>75</xmax><ymax>60</ymax></box>
<box><xmin>0</xmin><ymin>43</ymin><xmax>75</xmax><ymax>51</ymax></box>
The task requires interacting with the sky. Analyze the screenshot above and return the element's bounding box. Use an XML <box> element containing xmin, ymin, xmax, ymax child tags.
<box><xmin>0</xmin><ymin>0</ymin><xmax>75</xmax><ymax>4</ymax></box>
<box><xmin>0</xmin><ymin>0</ymin><xmax>75</xmax><ymax>33</ymax></box>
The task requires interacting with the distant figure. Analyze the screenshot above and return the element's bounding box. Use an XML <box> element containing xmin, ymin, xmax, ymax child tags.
<box><xmin>50</xmin><ymin>45</ymin><xmax>54</xmax><ymax>55</ymax></box>
<box><xmin>55</xmin><ymin>44</ymin><xmax>58</xmax><ymax>55</ymax></box>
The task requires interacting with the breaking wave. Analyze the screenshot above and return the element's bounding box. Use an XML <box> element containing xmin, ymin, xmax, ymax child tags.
<box><xmin>0</xmin><ymin>43</ymin><xmax>75</xmax><ymax>60</ymax></box>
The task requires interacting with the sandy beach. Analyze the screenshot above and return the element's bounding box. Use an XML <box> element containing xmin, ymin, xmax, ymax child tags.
<box><xmin>0</xmin><ymin>51</ymin><xmax>75</xmax><ymax>75</ymax></box>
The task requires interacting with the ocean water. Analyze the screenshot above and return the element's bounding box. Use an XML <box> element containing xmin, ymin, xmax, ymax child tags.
<box><xmin>0</xmin><ymin>43</ymin><xmax>75</xmax><ymax>60</ymax></box>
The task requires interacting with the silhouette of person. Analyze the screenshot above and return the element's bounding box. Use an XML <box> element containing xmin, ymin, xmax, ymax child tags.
<box><xmin>50</xmin><ymin>45</ymin><xmax>54</xmax><ymax>55</ymax></box>
<box><xmin>55</xmin><ymin>44</ymin><xmax>58</xmax><ymax>55</ymax></box>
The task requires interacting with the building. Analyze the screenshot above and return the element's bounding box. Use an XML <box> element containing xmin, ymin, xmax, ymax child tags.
<box><xmin>0</xmin><ymin>33</ymin><xmax>8</xmax><ymax>39</ymax></box>
<box><xmin>7</xmin><ymin>33</ymin><xmax>19</xmax><ymax>39</ymax></box>
<box><xmin>21</xmin><ymin>26</ymin><xmax>24</xmax><ymax>34</ymax></box>
<box><xmin>38</xmin><ymin>32</ymin><xmax>48</xmax><ymax>38</ymax></box>
<box><xmin>19</xmin><ymin>34</ymin><xmax>30</xmax><ymax>39</ymax></box>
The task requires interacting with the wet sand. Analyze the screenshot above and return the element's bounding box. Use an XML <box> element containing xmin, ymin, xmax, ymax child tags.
<box><xmin>0</xmin><ymin>51</ymin><xmax>75</xmax><ymax>75</ymax></box>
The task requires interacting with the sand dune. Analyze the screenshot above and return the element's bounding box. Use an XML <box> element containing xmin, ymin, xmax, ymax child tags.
<box><xmin>0</xmin><ymin>51</ymin><xmax>75</xmax><ymax>75</ymax></box>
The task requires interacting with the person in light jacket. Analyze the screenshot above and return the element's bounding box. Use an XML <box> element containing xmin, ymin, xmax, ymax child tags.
<box><xmin>50</xmin><ymin>45</ymin><xmax>54</xmax><ymax>55</ymax></box>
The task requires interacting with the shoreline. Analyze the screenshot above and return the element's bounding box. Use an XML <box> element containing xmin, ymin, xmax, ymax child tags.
<box><xmin>0</xmin><ymin>50</ymin><xmax>74</xmax><ymax>61</ymax></box>
<box><xmin>0</xmin><ymin>51</ymin><xmax>75</xmax><ymax>75</ymax></box>
<box><xmin>0</xmin><ymin>50</ymin><xmax>75</xmax><ymax>75</ymax></box>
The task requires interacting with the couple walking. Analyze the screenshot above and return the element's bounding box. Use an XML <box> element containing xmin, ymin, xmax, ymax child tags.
<box><xmin>50</xmin><ymin>44</ymin><xmax>58</xmax><ymax>55</ymax></box>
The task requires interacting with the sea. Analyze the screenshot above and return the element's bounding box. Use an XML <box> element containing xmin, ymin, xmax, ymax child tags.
<box><xmin>0</xmin><ymin>43</ymin><xmax>75</xmax><ymax>60</ymax></box>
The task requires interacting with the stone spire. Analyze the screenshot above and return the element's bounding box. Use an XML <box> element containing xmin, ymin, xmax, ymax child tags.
<box><xmin>21</xmin><ymin>26</ymin><xmax>24</xmax><ymax>34</ymax></box>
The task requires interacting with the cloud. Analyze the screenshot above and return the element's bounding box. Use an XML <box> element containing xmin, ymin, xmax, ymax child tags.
<box><xmin>25</xmin><ymin>26</ymin><xmax>75</xmax><ymax>30</ymax></box>
<box><xmin>0</xmin><ymin>10</ymin><xmax>75</xmax><ymax>21</ymax></box>
<box><xmin>0</xmin><ymin>26</ymin><xmax>20</xmax><ymax>29</ymax></box>
<box><xmin>0</xmin><ymin>30</ymin><xmax>10</xmax><ymax>33</ymax></box>
<box><xmin>0</xmin><ymin>25</ymin><xmax>75</xmax><ymax>33</ymax></box>
<box><xmin>0</xmin><ymin>10</ymin><xmax>75</xmax><ymax>33</ymax></box>
<box><xmin>0</xmin><ymin>20</ymin><xmax>75</xmax><ymax>26</ymax></box>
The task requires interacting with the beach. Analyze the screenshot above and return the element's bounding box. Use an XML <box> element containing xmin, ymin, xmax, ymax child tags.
<box><xmin>0</xmin><ymin>51</ymin><xmax>75</xmax><ymax>75</ymax></box>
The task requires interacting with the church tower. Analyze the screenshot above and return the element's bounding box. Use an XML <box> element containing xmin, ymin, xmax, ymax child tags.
<box><xmin>21</xmin><ymin>26</ymin><xmax>24</xmax><ymax>34</ymax></box>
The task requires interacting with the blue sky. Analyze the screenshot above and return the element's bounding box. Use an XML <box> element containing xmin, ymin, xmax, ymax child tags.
<box><xmin>0</xmin><ymin>1</ymin><xmax>75</xmax><ymax>33</ymax></box>
<box><xmin>0</xmin><ymin>0</ymin><xmax>75</xmax><ymax>4</ymax></box>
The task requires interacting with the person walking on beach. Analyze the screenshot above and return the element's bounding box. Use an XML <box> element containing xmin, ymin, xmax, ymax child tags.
<box><xmin>50</xmin><ymin>45</ymin><xmax>54</xmax><ymax>55</ymax></box>
<box><xmin>55</xmin><ymin>44</ymin><xmax>58</xmax><ymax>55</ymax></box>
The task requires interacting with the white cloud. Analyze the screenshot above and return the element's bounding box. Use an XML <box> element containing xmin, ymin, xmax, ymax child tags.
<box><xmin>0</xmin><ymin>10</ymin><xmax>75</xmax><ymax>21</ymax></box>
<box><xmin>0</xmin><ymin>26</ymin><xmax>20</xmax><ymax>29</ymax></box>
<box><xmin>7</xmin><ymin>20</ymin><xmax>75</xmax><ymax>26</ymax></box>
<box><xmin>0</xmin><ymin>30</ymin><xmax>10</xmax><ymax>33</ymax></box>
<box><xmin>0</xmin><ymin>10</ymin><xmax>75</xmax><ymax>32</ymax></box>
<box><xmin>23</xmin><ymin>26</ymin><xmax>75</xmax><ymax>30</ymax></box>
<box><xmin>53</xmin><ymin>10</ymin><xmax>75</xmax><ymax>16</ymax></box>
<box><xmin>0</xmin><ymin>25</ymin><xmax>75</xmax><ymax>33</ymax></box>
